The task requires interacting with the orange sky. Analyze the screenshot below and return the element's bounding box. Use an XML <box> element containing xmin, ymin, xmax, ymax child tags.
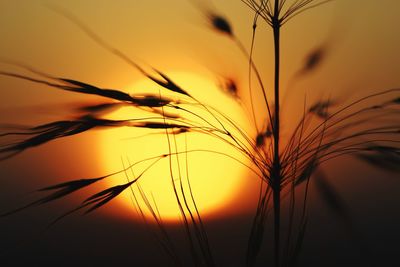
<box><xmin>0</xmin><ymin>0</ymin><xmax>399</xmax><ymax>220</ymax></box>
<box><xmin>0</xmin><ymin>1</ymin><xmax>400</xmax><ymax>266</ymax></box>
<box><xmin>1</xmin><ymin>0</ymin><xmax>399</xmax><ymax>129</ymax></box>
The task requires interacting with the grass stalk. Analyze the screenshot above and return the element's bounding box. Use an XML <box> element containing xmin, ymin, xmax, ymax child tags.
<box><xmin>272</xmin><ymin>1</ymin><xmax>282</xmax><ymax>265</ymax></box>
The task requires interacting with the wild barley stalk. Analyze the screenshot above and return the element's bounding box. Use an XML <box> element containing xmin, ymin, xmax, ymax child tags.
<box><xmin>271</xmin><ymin>1</ymin><xmax>282</xmax><ymax>266</ymax></box>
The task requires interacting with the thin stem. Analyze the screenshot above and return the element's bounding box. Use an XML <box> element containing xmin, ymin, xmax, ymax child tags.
<box><xmin>272</xmin><ymin>1</ymin><xmax>281</xmax><ymax>265</ymax></box>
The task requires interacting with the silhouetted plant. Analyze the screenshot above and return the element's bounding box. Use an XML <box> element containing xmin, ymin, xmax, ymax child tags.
<box><xmin>1</xmin><ymin>1</ymin><xmax>399</xmax><ymax>267</ymax></box>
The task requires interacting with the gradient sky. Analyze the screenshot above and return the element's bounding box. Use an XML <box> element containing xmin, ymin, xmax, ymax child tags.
<box><xmin>0</xmin><ymin>1</ymin><xmax>399</xmax><ymax>266</ymax></box>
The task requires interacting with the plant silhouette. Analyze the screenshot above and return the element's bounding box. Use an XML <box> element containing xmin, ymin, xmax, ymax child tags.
<box><xmin>0</xmin><ymin>1</ymin><xmax>399</xmax><ymax>267</ymax></box>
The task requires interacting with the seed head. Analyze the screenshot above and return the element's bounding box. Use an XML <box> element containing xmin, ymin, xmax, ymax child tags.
<box><xmin>223</xmin><ymin>78</ymin><xmax>238</xmax><ymax>97</ymax></box>
<box><xmin>209</xmin><ymin>14</ymin><xmax>233</xmax><ymax>36</ymax></box>
<box><xmin>304</xmin><ymin>47</ymin><xmax>324</xmax><ymax>71</ymax></box>
<box><xmin>256</xmin><ymin>133</ymin><xmax>265</xmax><ymax>147</ymax></box>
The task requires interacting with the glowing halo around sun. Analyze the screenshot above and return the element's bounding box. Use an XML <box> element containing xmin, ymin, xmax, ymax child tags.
<box><xmin>99</xmin><ymin>72</ymin><xmax>252</xmax><ymax>222</ymax></box>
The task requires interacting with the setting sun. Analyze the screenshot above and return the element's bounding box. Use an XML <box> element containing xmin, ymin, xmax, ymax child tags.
<box><xmin>100</xmin><ymin>72</ymin><xmax>252</xmax><ymax>221</ymax></box>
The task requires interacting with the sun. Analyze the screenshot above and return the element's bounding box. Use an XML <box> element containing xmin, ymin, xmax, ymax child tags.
<box><xmin>99</xmin><ymin>72</ymin><xmax>252</xmax><ymax>222</ymax></box>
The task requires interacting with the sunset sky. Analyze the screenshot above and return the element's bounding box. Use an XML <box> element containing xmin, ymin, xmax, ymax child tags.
<box><xmin>0</xmin><ymin>1</ymin><xmax>399</xmax><ymax>266</ymax></box>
